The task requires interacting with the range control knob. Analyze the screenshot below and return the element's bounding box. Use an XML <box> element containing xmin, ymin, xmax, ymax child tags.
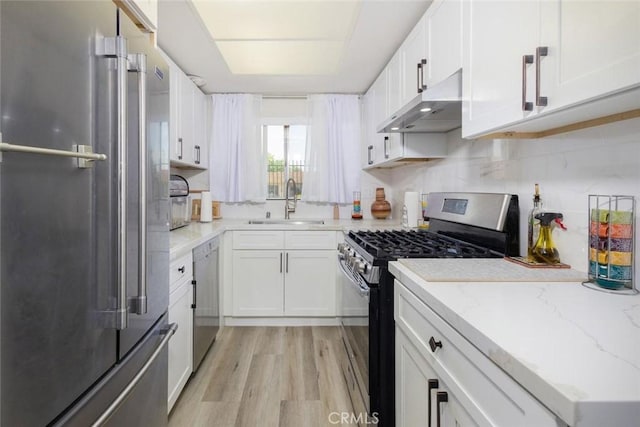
<box><xmin>356</xmin><ymin>260</ymin><xmax>367</xmax><ymax>274</ymax></box>
<box><xmin>337</xmin><ymin>243</ymin><xmax>346</xmax><ymax>252</ymax></box>
<box><xmin>350</xmin><ymin>256</ymin><xmax>360</xmax><ymax>269</ymax></box>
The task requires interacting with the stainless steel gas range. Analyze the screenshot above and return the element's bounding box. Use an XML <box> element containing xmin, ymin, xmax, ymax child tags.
<box><xmin>337</xmin><ymin>192</ymin><xmax>520</xmax><ymax>426</ymax></box>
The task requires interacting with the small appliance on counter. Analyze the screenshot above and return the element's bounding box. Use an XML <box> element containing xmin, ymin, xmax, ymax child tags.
<box><xmin>170</xmin><ymin>175</ymin><xmax>191</xmax><ymax>230</ymax></box>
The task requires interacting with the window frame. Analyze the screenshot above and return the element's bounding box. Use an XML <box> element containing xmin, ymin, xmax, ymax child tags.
<box><xmin>263</xmin><ymin>122</ymin><xmax>306</xmax><ymax>201</ymax></box>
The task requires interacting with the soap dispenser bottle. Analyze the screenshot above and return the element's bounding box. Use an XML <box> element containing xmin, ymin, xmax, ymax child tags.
<box><xmin>532</xmin><ymin>212</ymin><xmax>566</xmax><ymax>264</ymax></box>
<box><xmin>527</xmin><ymin>183</ymin><xmax>543</xmax><ymax>261</ymax></box>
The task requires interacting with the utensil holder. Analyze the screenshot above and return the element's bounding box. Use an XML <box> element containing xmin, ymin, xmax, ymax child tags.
<box><xmin>583</xmin><ymin>195</ymin><xmax>636</xmax><ymax>295</ymax></box>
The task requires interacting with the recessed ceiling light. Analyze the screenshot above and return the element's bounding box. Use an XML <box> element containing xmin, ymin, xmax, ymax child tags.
<box><xmin>391</xmin><ymin>127</ymin><xmax>399</xmax><ymax>131</ymax></box>
<box><xmin>420</xmin><ymin>107</ymin><xmax>432</xmax><ymax>112</ymax></box>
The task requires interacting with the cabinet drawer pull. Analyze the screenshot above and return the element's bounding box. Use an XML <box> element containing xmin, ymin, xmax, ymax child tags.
<box><xmin>178</xmin><ymin>266</ymin><xmax>185</xmax><ymax>273</ymax></box>
<box><xmin>436</xmin><ymin>391</ymin><xmax>448</xmax><ymax>427</ymax></box>
<box><xmin>535</xmin><ymin>46</ymin><xmax>548</xmax><ymax>107</ymax></box>
<box><xmin>427</xmin><ymin>379</ymin><xmax>439</xmax><ymax>427</ymax></box>
<box><xmin>521</xmin><ymin>54</ymin><xmax>534</xmax><ymax>111</ymax></box>
<box><xmin>429</xmin><ymin>336</ymin><xmax>442</xmax><ymax>352</ymax></box>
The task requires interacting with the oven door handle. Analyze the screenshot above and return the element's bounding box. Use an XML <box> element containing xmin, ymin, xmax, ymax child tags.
<box><xmin>337</xmin><ymin>256</ymin><xmax>370</xmax><ymax>297</ymax></box>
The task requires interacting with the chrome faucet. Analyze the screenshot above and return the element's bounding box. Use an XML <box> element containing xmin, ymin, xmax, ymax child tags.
<box><xmin>284</xmin><ymin>178</ymin><xmax>297</xmax><ymax>219</ymax></box>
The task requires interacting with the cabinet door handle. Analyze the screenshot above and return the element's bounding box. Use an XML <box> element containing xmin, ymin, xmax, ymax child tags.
<box><xmin>427</xmin><ymin>379</ymin><xmax>439</xmax><ymax>427</ymax></box>
<box><xmin>429</xmin><ymin>336</ymin><xmax>442</xmax><ymax>352</ymax></box>
<box><xmin>383</xmin><ymin>136</ymin><xmax>390</xmax><ymax>159</ymax></box>
<box><xmin>436</xmin><ymin>391</ymin><xmax>448</xmax><ymax>427</ymax></box>
<box><xmin>535</xmin><ymin>46</ymin><xmax>548</xmax><ymax>107</ymax></box>
<box><xmin>285</xmin><ymin>253</ymin><xmax>289</xmax><ymax>273</ymax></box>
<box><xmin>280</xmin><ymin>253</ymin><xmax>283</xmax><ymax>273</ymax></box>
<box><xmin>417</xmin><ymin>58</ymin><xmax>427</xmax><ymax>93</ymax></box>
<box><xmin>194</xmin><ymin>145</ymin><xmax>201</xmax><ymax>164</ymax></box>
<box><xmin>367</xmin><ymin>145</ymin><xmax>374</xmax><ymax>165</ymax></box>
<box><xmin>521</xmin><ymin>54</ymin><xmax>534</xmax><ymax>111</ymax></box>
<box><xmin>417</xmin><ymin>62</ymin><xmax>422</xmax><ymax>93</ymax></box>
<box><xmin>192</xmin><ymin>279</ymin><xmax>197</xmax><ymax>309</ymax></box>
<box><xmin>178</xmin><ymin>137</ymin><xmax>183</xmax><ymax>160</ymax></box>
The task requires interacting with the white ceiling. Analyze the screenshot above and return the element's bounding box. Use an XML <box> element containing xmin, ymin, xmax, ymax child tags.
<box><xmin>157</xmin><ymin>0</ymin><xmax>432</xmax><ymax>95</ymax></box>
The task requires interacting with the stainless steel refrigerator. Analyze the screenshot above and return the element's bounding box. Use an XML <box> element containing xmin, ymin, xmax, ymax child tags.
<box><xmin>0</xmin><ymin>2</ymin><xmax>173</xmax><ymax>426</ymax></box>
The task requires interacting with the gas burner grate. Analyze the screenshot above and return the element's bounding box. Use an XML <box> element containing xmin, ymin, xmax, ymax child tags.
<box><xmin>348</xmin><ymin>229</ymin><xmax>500</xmax><ymax>260</ymax></box>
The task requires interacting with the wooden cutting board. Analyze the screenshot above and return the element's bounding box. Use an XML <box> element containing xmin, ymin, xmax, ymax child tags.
<box><xmin>397</xmin><ymin>258</ymin><xmax>587</xmax><ymax>282</ymax></box>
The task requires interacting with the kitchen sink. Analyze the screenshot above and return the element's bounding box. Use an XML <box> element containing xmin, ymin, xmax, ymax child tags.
<box><xmin>247</xmin><ymin>219</ymin><xmax>325</xmax><ymax>225</ymax></box>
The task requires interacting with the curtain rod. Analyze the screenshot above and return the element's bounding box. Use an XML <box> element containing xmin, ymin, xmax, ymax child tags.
<box><xmin>262</xmin><ymin>95</ymin><xmax>308</xmax><ymax>100</ymax></box>
<box><xmin>261</xmin><ymin>94</ymin><xmax>362</xmax><ymax>100</ymax></box>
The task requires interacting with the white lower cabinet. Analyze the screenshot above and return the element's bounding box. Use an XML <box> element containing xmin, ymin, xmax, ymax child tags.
<box><xmin>168</xmin><ymin>276</ymin><xmax>193</xmax><ymax>413</ymax></box>
<box><xmin>232</xmin><ymin>250</ymin><xmax>284</xmax><ymax>316</ymax></box>
<box><xmin>395</xmin><ymin>280</ymin><xmax>562</xmax><ymax>427</ymax></box>
<box><xmin>284</xmin><ymin>250</ymin><xmax>336</xmax><ymax>316</ymax></box>
<box><xmin>231</xmin><ymin>231</ymin><xmax>336</xmax><ymax>317</ymax></box>
<box><xmin>396</xmin><ymin>327</ymin><xmax>476</xmax><ymax>427</ymax></box>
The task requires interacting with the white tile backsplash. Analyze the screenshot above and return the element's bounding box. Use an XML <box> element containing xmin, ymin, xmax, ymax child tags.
<box><xmin>389</xmin><ymin>119</ymin><xmax>640</xmax><ymax>284</ymax></box>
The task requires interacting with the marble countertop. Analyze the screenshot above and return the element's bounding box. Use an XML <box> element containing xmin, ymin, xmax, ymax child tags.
<box><xmin>170</xmin><ymin>218</ymin><xmax>403</xmax><ymax>260</ymax></box>
<box><xmin>389</xmin><ymin>259</ymin><xmax>640</xmax><ymax>426</ymax></box>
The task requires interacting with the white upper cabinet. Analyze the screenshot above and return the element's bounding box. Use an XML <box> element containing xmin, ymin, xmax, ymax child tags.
<box><xmin>397</xmin><ymin>0</ymin><xmax>463</xmax><ymax>114</ymax></box>
<box><xmin>463</xmin><ymin>0</ymin><xmax>640</xmax><ymax>138</ymax></box>
<box><xmin>424</xmin><ymin>0</ymin><xmax>463</xmax><ymax>88</ymax></box>
<box><xmin>462</xmin><ymin>0</ymin><xmax>540</xmax><ymax>138</ymax></box>
<box><xmin>539</xmin><ymin>0</ymin><xmax>640</xmax><ymax>113</ymax></box>
<box><xmin>372</xmin><ymin>70</ymin><xmax>388</xmax><ymax>128</ymax></box>
<box><xmin>168</xmin><ymin>62</ymin><xmax>208</xmax><ymax>169</ymax></box>
<box><xmin>368</xmin><ymin>133</ymin><xmax>447</xmax><ymax>169</ymax></box>
<box><xmin>363</xmin><ymin>72</ymin><xmax>388</xmax><ymax>168</ymax></box>
<box><xmin>178</xmin><ymin>72</ymin><xmax>195</xmax><ymax>164</ymax></box>
<box><xmin>386</xmin><ymin>51</ymin><xmax>403</xmax><ymax>119</ymax></box>
<box><xmin>400</xmin><ymin>17</ymin><xmax>427</xmax><ymax>107</ymax></box>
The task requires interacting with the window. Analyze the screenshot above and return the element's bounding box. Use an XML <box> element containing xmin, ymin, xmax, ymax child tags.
<box><xmin>265</xmin><ymin>125</ymin><xmax>306</xmax><ymax>199</ymax></box>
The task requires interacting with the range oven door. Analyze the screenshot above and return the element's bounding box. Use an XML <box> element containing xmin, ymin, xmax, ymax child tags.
<box><xmin>337</xmin><ymin>255</ymin><xmax>371</xmax><ymax>415</ymax></box>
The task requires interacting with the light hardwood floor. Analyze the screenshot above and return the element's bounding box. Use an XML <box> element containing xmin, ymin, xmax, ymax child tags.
<box><xmin>169</xmin><ymin>326</ymin><xmax>357</xmax><ymax>427</ymax></box>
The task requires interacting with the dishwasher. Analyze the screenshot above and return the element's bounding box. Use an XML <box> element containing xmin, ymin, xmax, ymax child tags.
<box><xmin>192</xmin><ymin>236</ymin><xmax>220</xmax><ymax>373</ymax></box>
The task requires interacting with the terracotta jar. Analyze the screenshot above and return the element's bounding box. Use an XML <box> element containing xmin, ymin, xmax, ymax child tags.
<box><xmin>371</xmin><ymin>188</ymin><xmax>391</xmax><ymax>219</ymax></box>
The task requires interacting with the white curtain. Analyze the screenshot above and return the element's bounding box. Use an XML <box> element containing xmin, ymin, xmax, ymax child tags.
<box><xmin>302</xmin><ymin>94</ymin><xmax>361</xmax><ymax>204</ymax></box>
<box><xmin>209</xmin><ymin>94</ymin><xmax>266</xmax><ymax>203</ymax></box>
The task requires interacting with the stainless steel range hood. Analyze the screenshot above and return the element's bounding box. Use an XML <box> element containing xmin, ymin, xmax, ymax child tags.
<box><xmin>378</xmin><ymin>69</ymin><xmax>462</xmax><ymax>133</ymax></box>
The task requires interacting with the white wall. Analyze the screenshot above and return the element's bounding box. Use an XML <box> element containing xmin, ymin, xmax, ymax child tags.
<box><xmin>388</xmin><ymin>118</ymin><xmax>640</xmax><ymax>280</ymax></box>
<box><xmin>212</xmin><ymin>167</ymin><xmax>394</xmax><ymax>220</ymax></box>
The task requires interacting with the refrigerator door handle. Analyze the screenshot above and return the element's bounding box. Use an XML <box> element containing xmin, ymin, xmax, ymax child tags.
<box><xmin>128</xmin><ymin>53</ymin><xmax>148</xmax><ymax>315</ymax></box>
<box><xmin>90</xmin><ymin>323</ymin><xmax>178</xmax><ymax>427</ymax></box>
<box><xmin>97</xmin><ymin>35</ymin><xmax>130</xmax><ymax>330</ymax></box>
